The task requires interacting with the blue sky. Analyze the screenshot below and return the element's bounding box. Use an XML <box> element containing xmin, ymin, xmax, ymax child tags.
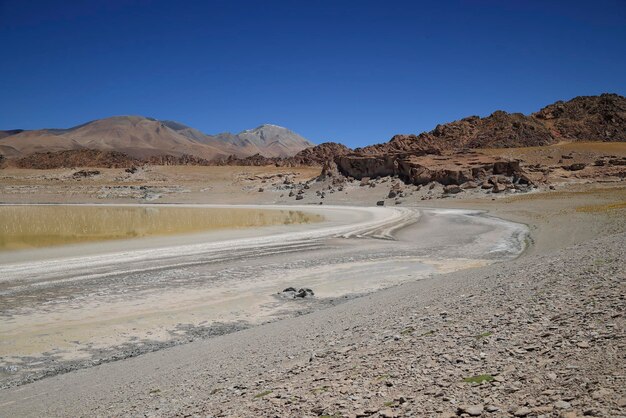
<box><xmin>1</xmin><ymin>0</ymin><xmax>625</xmax><ymax>147</ymax></box>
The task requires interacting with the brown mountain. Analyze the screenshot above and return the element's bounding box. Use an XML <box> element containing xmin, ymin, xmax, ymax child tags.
<box><xmin>162</xmin><ymin>121</ymin><xmax>314</xmax><ymax>158</ymax></box>
<box><xmin>0</xmin><ymin>116</ymin><xmax>314</xmax><ymax>161</ymax></box>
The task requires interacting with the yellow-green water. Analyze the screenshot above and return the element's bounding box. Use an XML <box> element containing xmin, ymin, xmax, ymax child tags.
<box><xmin>0</xmin><ymin>205</ymin><xmax>322</xmax><ymax>251</ymax></box>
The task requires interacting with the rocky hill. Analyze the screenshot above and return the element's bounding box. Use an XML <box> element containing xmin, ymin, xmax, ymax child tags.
<box><xmin>533</xmin><ymin>93</ymin><xmax>626</xmax><ymax>141</ymax></box>
<box><xmin>354</xmin><ymin>93</ymin><xmax>625</xmax><ymax>157</ymax></box>
<box><xmin>13</xmin><ymin>149</ymin><xmax>141</xmax><ymax>169</ymax></box>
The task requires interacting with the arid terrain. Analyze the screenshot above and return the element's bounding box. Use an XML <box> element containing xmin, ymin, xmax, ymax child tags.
<box><xmin>2</xmin><ymin>0</ymin><xmax>625</xmax><ymax>411</ymax></box>
<box><xmin>0</xmin><ymin>93</ymin><xmax>625</xmax><ymax>417</ymax></box>
<box><xmin>0</xmin><ymin>149</ymin><xmax>625</xmax><ymax>417</ymax></box>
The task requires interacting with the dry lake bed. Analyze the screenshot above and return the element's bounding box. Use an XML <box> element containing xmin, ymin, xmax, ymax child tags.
<box><xmin>0</xmin><ymin>204</ymin><xmax>527</xmax><ymax>388</ymax></box>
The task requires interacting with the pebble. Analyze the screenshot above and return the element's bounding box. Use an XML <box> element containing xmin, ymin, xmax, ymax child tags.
<box><xmin>460</xmin><ymin>405</ymin><xmax>484</xmax><ymax>416</ymax></box>
<box><xmin>555</xmin><ymin>400</ymin><xmax>572</xmax><ymax>410</ymax></box>
<box><xmin>513</xmin><ymin>407</ymin><xmax>532</xmax><ymax>417</ymax></box>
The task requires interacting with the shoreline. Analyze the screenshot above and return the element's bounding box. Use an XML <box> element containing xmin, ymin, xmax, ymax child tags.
<box><xmin>0</xmin><ymin>204</ymin><xmax>527</xmax><ymax>390</ymax></box>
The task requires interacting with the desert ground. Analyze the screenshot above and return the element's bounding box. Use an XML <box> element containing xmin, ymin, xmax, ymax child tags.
<box><xmin>0</xmin><ymin>151</ymin><xmax>624</xmax><ymax>417</ymax></box>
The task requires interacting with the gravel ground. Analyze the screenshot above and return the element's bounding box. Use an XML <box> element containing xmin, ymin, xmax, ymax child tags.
<box><xmin>0</xmin><ymin>170</ymin><xmax>624</xmax><ymax>418</ymax></box>
<box><xmin>177</xmin><ymin>233</ymin><xmax>626</xmax><ymax>418</ymax></box>
<box><xmin>0</xmin><ymin>231</ymin><xmax>623</xmax><ymax>417</ymax></box>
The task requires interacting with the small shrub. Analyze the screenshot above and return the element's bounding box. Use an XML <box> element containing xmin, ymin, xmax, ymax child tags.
<box><xmin>254</xmin><ymin>390</ymin><xmax>273</xmax><ymax>399</ymax></box>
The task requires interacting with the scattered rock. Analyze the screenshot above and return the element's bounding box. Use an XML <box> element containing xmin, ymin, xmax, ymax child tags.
<box><xmin>513</xmin><ymin>407</ymin><xmax>532</xmax><ymax>417</ymax></box>
<box><xmin>280</xmin><ymin>288</ymin><xmax>314</xmax><ymax>299</ymax></box>
<box><xmin>492</xmin><ymin>183</ymin><xmax>506</xmax><ymax>193</ymax></box>
<box><xmin>555</xmin><ymin>401</ymin><xmax>572</xmax><ymax>410</ymax></box>
<box><xmin>443</xmin><ymin>185</ymin><xmax>462</xmax><ymax>194</ymax></box>
<box><xmin>378</xmin><ymin>408</ymin><xmax>397</xmax><ymax>418</ymax></box>
<box><xmin>458</xmin><ymin>404</ymin><xmax>484</xmax><ymax>416</ymax></box>
<box><xmin>563</xmin><ymin>163</ymin><xmax>586</xmax><ymax>171</ymax></box>
<box><xmin>72</xmin><ymin>170</ymin><xmax>100</xmax><ymax>178</ymax></box>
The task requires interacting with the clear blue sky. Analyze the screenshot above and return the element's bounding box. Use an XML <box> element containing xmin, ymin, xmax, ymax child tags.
<box><xmin>1</xmin><ymin>0</ymin><xmax>625</xmax><ymax>147</ymax></box>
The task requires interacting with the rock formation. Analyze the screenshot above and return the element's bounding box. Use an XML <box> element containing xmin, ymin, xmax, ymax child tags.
<box><xmin>321</xmin><ymin>94</ymin><xmax>625</xmax><ymax>187</ymax></box>
<box><xmin>533</xmin><ymin>93</ymin><xmax>626</xmax><ymax>141</ymax></box>
<box><xmin>13</xmin><ymin>149</ymin><xmax>141</xmax><ymax>169</ymax></box>
<box><xmin>355</xmin><ymin>93</ymin><xmax>625</xmax><ymax>155</ymax></box>
<box><xmin>336</xmin><ymin>151</ymin><xmax>532</xmax><ymax>188</ymax></box>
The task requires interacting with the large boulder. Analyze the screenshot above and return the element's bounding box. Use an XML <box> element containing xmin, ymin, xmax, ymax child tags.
<box><xmin>443</xmin><ymin>185</ymin><xmax>462</xmax><ymax>194</ymax></box>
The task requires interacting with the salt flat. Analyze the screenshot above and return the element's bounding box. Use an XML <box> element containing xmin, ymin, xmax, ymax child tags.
<box><xmin>0</xmin><ymin>204</ymin><xmax>525</xmax><ymax>389</ymax></box>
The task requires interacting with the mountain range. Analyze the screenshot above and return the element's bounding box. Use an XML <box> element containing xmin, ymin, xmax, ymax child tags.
<box><xmin>1</xmin><ymin>93</ymin><xmax>624</xmax><ymax>168</ymax></box>
<box><xmin>0</xmin><ymin>117</ymin><xmax>314</xmax><ymax>161</ymax></box>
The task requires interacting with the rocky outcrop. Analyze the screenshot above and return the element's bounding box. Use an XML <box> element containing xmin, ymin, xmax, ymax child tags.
<box><xmin>336</xmin><ymin>154</ymin><xmax>399</xmax><ymax>179</ymax></box>
<box><xmin>534</xmin><ymin>93</ymin><xmax>626</xmax><ymax>141</ymax></box>
<box><xmin>13</xmin><ymin>149</ymin><xmax>141</xmax><ymax>169</ymax></box>
<box><xmin>146</xmin><ymin>154</ymin><xmax>212</xmax><ymax>166</ymax></box>
<box><xmin>218</xmin><ymin>142</ymin><xmax>353</xmax><ymax>167</ymax></box>
<box><xmin>291</xmin><ymin>142</ymin><xmax>351</xmax><ymax>165</ymax></box>
<box><xmin>218</xmin><ymin>153</ymin><xmax>284</xmax><ymax>166</ymax></box>
<box><xmin>356</xmin><ymin>134</ymin><xmax>442</xmax><ymax>156</ymax></box>
<box><xmin>72</xmin><ymin>169</ymin><xmax>100</xmax><ymax>178</ymax></box>
<box><xmin>336</xmin><ymin>152</ymin><xmax>531</xmax><ymax>187</ymax></box>
<box><xmin>11</xmin><ymin>150</ymin><xmax>215</xmax><ymax>169</ymax></box>
<box><xmin>323</xmin><ymin>94</ymin><xmax>625</xmax><ymax>188</ymax></box>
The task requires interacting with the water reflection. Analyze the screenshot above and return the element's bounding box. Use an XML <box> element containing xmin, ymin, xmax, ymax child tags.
<box><xmin>0</xmin><ymin>205</ymin><xmax>321</xmax><ymax>250</ymax></box>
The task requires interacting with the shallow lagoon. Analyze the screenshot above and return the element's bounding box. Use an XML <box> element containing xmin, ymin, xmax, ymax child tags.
<box><xmin>0</xmin><ymin>205</ymin><xmax>321</xmax><ymax>250</ymax></box>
